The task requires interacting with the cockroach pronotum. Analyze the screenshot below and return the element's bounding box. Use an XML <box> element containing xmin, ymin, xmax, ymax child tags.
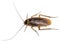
<box><xmin>2</xmin><ymin>2</ymin><xmax>57</xmax><ymax>41</ymax></box>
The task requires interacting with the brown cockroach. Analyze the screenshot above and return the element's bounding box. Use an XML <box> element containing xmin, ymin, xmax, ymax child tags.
<box><xmin>2</xmin><ymin>2</ymin><xmax>57</xmax><ymax>41</ymax></box>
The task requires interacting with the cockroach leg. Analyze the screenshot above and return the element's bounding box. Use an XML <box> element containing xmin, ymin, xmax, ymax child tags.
<box><xmin>24</xmin><ymin>26</ymin><xmax>27</xmax><ymax>32</ymax></box>
<box><xmin>31</xmin><ymin>11</ymin><xmax>41</xmax><ymax>18</ymax></box>
<box><xmin>38</xmin><ymin>15</ymin><xmax>40</xmax><ymax>18</ymax></box>
<box><xmin>31</xmin><ymin>26</ymin><xmax>39</xmax><ymax>36</ymax></box>
<box><xmin>40</xmin><ymin>14</ymin><xmax>57</xmax><ymax>18</ymax></box>
<box><xmin>40</xmin><ymin>28</ymin><xmax>58</xmax><ymax>30</ymax></box>
<box><xmin>24</xmin><ymin>13</ymin><xmax>28</xmax><ymax>32</ymax></box>
<box><xmin>31</xmin><ymin>14</ymin><xmax>37</xmax><ymax>18</ymax></box>
<box><xmin>38</xmin><ymin>25</ymin><xmax>40</xmax><ymax>30</ymax></box>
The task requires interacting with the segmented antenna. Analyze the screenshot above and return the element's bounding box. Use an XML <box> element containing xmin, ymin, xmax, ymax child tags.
<box><xmin>13</xmin><ymin>2</ymin><xmax>24</xmax><ymax>21</ymax></box>
<box><xmin>2</xmin><ymin>2</ymin><xmax>25</xmax><ymax>41</ymax></box>
<box><xmin>2</xmin><ymin>25</ymin><xmax>25</xmax><ymax>41</ymax></box>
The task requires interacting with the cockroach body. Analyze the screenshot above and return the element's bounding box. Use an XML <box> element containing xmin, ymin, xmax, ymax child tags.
<box><xmin>24</xmin><ymin>17</ymin><xmax>51</xmax><ymax>27</ymax></box>
<box><xmin>23</xmin><ymin>13</ymin><xmax>57</xmax><ymax>36</ymax></box>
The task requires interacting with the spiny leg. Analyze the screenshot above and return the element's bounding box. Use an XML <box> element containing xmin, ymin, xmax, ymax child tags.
<box><xmin>31</xmin><ymin>11</ymin><xmax>41</xmax><ymax>18</ymax></box>
<box><xmin>31</xmin><ymin>11</ymin><xmax>57</xmax><ymax>18</ymax></box>
<box><xmin>39</xmin><ymin>14</ymin><xmax>57</xmax><ymax>18</ymax></box>
<box><xmin>24</xmin><ymin>13</ymin><xmax>28</xmax><ymax>32</ymax></box>
<box><xmin>24</xmin><ymin>26</ymin><xmax>27</xmax><ymax>32</ymax></box>
<box><xmin>38</xmin><ymin>25</ymin><xmax>40</xmax><ymax>30</ymax></box>
<box><xmin>40</xmin><ymin>28</ymin><xmax>58</xmax><ymax>30</ymax></box>
<box><xmin>31</xmin><ymin>26</ymin><xmax>39</xmax><ymax>36</ymax></box>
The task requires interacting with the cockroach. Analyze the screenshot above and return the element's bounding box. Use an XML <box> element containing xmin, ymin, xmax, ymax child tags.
<box><xmin>24</xmin><ymin>12</ymin><xmax>57</xmax><ymax>35</ymax></box>
<box><xmin>2</xmin><ymin>2</ymin><xmax>57</xmax><ymax>41</ymax></box>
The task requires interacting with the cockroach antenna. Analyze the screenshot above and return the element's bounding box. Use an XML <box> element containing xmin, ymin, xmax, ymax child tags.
<box><xmin>2</xmin><ymin>25</ymin><xmax>24</xmax><ymax>41</ymax></box>
<box><xmin>2</xmin><ymin>2</ymin><xmax>25</xmax><ymax>41</ymax></box>
<box><xmin>13</xmin><ymin>2</ymin><xmax>24</xmax><ymax>22</ymax></box>
<box><xmin>2</xmin><ymin>2</ymin><xmax>31</xmax><ymax>41</ymax></box>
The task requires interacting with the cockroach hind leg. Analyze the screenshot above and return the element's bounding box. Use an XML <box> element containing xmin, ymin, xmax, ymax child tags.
<box><xmin>31</xmin><ymin>11</ymin><xmax>41</xmax><ymax>18</ymax></box>
<box><xmin>31</xmin><ymin>26</ymin><xmax>39</xmax><ymax>36</ymax></box>
<box><xmin>40</xmin><ymin>28</ymin><xmax>58</xmax><ymax>30</ymax></box>
<box><xmin>40</xmin><ymin>14</ymin><xmax>57</xmax><ymax>18</ymax></box>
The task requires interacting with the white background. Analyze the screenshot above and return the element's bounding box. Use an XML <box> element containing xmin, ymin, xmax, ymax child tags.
<box><xmin>0</xmin><ymin>0</ymin><xmax>60</xmax><ymax>44</ymax></box>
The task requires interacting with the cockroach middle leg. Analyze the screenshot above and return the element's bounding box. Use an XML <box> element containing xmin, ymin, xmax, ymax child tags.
<box><xmin>40</xmin><ymin>28</ymin><xmax>58</xmax><ymax>30</ymax></box>
<box><xmin>38</xmin><ymin>25</ymin><xmax>40</xmax><ymax>30</ymax></box>
<box><xmin>31</xmin><ymin>26</ymin><xmax>39</xmax><ymax>36</ymax></box>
